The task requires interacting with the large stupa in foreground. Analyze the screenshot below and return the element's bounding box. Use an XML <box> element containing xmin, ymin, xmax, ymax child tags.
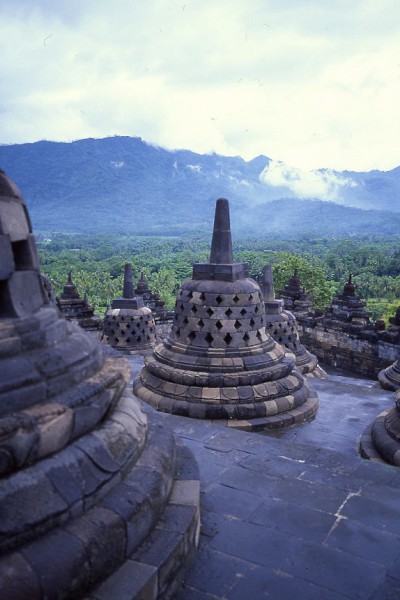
<box><xmin>134</xmin><ymin>198</ymin><xmax>318</xmax><ymax>430</ymax></box>
<box><xmin>0</xmin><ymin>171</ymin><xmax>199</xmax><ymax>599</ymax></box>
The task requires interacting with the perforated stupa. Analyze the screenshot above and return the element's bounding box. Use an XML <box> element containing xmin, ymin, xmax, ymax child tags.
<box><xmin>102</xmin><ymin>263</ymin><xmax>157</xmax><ymax>352</ymax></box>
<box><xmin>0</xmin><ymin>171</ymin><xmax>199</xmax><ymax>599</ymax></box>
<box><xmin>134</xmin><ymin>198</ymin><xmax>319</xmax><ymax>430</ymax></box>
<box><xmin>261</xmin><ymin>265</ymin><xmax>326</xmax><ymax>378</ymax></box>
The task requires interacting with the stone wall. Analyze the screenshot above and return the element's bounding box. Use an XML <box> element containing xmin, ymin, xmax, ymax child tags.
<box><xmin>298</xmin><ymin>319</ymin><xmax>399</xmax><ymax>378</ymax></box>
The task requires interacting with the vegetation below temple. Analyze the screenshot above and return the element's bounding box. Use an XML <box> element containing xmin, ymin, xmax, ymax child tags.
<box><xmin>38</xmin><ymin>233</ymin><xmax>400</xmax><ymax>322</ymax></box>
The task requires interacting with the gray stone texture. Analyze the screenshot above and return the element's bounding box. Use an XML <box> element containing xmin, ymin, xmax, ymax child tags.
<box><xmin>134</xmin><ymin>199</ymin><xmax>319</xmax><ymax>430</ymax></box>
<box><xmin>0</xmin><ymin>171</ymin><xmax>200</xmax><ymax>599</ymax></box>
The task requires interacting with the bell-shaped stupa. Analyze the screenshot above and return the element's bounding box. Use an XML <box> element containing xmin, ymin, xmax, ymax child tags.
<box><xmin>135</xmin><ymin>270</ymin><xmax>174</xmax><ymax>320</ymax></box>
<box><xmin>328</xmin><ymin>274</ymin><xmax>371</xmax><ymax>326</ymax></box>
<box><xmin>134</xmin><ymin>199</ymin><xmax>318</xmax><ymax>430</ymax></box>
<box><xmin>56</xmin><ymin>271</ymin><xmax>102</xmax><ymax>330</ymax></box>
<box><xmin>261</xmin><ymin>265</ymin><xmax>326</xmax><ymax>378</ymax></box>
<box><xmin>361</xmin><ymin>388</ymin><xmax>400</xmax><ymax>466</ymax></box>
<box><xmin>0</xmin><ymin>171</ymin><xmax>199</xmax><ymax>599</ymax></box>
<box><xmin>279</xmin><ymin>268</ymin><xmax>313</xmax><ymax>317</ymax></box>
<box><xmin>102</xmin><ymin>263</ymin><xmax>157</xmax><ymax>352</ymax></box>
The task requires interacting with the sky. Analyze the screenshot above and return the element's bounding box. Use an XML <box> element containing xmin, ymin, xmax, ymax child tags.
<box><xmin>1</xmin><ymin>0</ymin><xmax>400</xmax><ymax>172</ymax></box>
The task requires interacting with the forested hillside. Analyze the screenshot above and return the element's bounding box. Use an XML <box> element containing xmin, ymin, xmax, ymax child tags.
<box><xmin>1</xmin><ymin>136</ymin><xmax>400</xmax><ymax>236</ymax></box>
<box><xmin>38</xmin><ymin>233</ymin><xmax>400</xmax><ymax>322</ymax></box>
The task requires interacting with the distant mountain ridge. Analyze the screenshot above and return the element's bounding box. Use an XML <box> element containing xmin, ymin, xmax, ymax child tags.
<box><xmin>0</xmin><ymin>136</ymin><xmax>399</xmax><ymax>235</ymax></box>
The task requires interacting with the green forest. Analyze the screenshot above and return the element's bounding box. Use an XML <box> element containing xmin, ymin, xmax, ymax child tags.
<box><xmin>37</xmin><ymin>233</ymin><xmax>400</xmax><ymax>324</ymax></box>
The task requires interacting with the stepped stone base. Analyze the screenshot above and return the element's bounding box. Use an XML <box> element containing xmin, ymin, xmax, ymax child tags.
<box><xmin>85</xmin><ymin>436</ymin><xmax>200</xmax><ymax>600</ymax></box>
<box><xmin>359</xmin><ymin>413</ymin><xmax>393</xmax><ymax>464</ymax></box>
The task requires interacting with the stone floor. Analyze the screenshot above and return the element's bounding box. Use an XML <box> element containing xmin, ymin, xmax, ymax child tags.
<box><xmin>128</xmin><ymin>355</ymin><xmax>400</xmax><ymax>599</ymax></box>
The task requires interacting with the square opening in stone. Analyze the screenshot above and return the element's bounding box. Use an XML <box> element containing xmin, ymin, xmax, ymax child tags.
<box><xmin>0</xmin><ymin>281</ymin><xmax>15</xmax><ymax>317</ymax></box>
<box><xmin>11</xmin><ymin>239</ymin><xmax>35</xmax><ymax>270</ymax></box>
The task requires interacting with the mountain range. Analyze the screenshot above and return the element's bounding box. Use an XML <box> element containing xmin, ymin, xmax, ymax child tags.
<box><xmin>0</xmin><ymin>136</ymin><xmax>399</xmax><ymax>236</ymax></box>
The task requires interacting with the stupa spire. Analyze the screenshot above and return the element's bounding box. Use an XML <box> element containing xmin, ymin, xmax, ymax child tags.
<box><xmin>122</xmin><ymin>263</ymin><xmax>134</xmax><ymax>299</ymax></box>
<box><xmin>209</xmin><ymin>198</ymin><xmax>233</xmax><ymax>264</ymax></box>
<box><xmin>262</xmin><ymin>265</ymin><xmax>275</xmax><ymax>302</ymax></box>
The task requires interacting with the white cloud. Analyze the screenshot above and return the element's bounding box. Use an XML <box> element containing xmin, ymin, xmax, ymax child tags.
<box><xmin>259</xmin><ymin>161</ymin><xmax>357</xmax><ymax>200</ymax></box>
<box><xmin>1</xmin><ymin>0</ymin><xmax>400</xmax><ymax>171</ymax></box>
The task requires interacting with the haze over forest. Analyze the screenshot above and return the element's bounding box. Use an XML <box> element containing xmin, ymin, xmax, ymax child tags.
<box><xmin>1</xmin><ymin>136</ymin><xmax>400</xmax><ymax>237</ymax></box>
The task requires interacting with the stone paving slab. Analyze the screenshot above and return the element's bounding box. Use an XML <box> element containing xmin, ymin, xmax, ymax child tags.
<box><xmin>128</xmin><ymin>356</ymin><xmax>400</xmax><ymax>599</ymax></box>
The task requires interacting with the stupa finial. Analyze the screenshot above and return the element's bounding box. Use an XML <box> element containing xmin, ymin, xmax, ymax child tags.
<box><xmin>262</xmin><ymin>265</ymin><xmax>275</xmax><ymax>302</ymax></box>
<box><xmin>209</xmin><ymin>198</ymin><xmax>233</xmax><ymax>264</ymax></box>
<box><xmin>68</xmin><ymin>271</ymin><xmax>73</xmax><ymax>284</ymax></box>
<box><xmin>122</xmin><ymin>263</ymin><xmax>134</xmax><ymax>299</ymax></box>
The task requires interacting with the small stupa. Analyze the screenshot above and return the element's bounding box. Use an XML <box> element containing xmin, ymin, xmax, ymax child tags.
<box><xmin>56</xmin><ymin>271</ymin><xmax>102</xmax><ymax>330</ymax></box>
<box><xmin>328</xmin><ymin>274</ymin><xmax>371</xmax><ymax>326</ymax></box>
<box><xmin>102</xmin><ymin>263</ymin><xmax>157</xmax><ymax>352</ymax></box>
<box><xmin>279</xmin><ymin>268</ymin><xmax>313</xmax><ymax>317</ymax></box>
<box><xmin>360</xmin><ymin>388</ymin><xmax>400</xmax><ymax>466</ymax></box>
<box><xmin>0</xmin><ymin>171</ymin><xmax>199</xmax><ymax>598</ymax></box>
<box><xmin>261</xmin><ymin>265</ymin><xmax>326</xmax><ymax>378</ymax></box>
<box><xmin>134</xmin><ymin>198</ymin><xmax>318</xmax><ymax>430</ymax></box>
<box><xmin>135</xmin><ymin>270</ymin><xmax>173</xmax><ymax>320</ymax></box>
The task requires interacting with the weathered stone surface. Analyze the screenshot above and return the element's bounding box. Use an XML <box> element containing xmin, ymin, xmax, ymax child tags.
<box><xmin>103</xmin><ymin>263</ymin><xmax>157</xmax><ymax>353</ymax></box>
<box><xmin>134</xmin><ymin>199</ymin><xmax>318</xmax><ymax>430</ymax></box>
<box><xmin>56</xmin><ymin>271</ymin><xmax>102</xmax><ymax>331</ymax></box>
<box><xmin>0</xmin><ymin>171</ymin><xmax>200</xmax><ymax>599</ymax></box>
<box><xmin>261</xmin><ymin>265</ymin><xmax>326</xmax><ymax>378</ymax></box>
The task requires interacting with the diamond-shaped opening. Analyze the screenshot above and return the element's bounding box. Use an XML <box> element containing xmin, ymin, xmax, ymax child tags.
<box><xmin>224</xmin><ymin>333</ymin><xmax>233</xmax><ymax>346</ymax></box>
<box><xmin>188</xmin><ymin>331</ymin><xmax>197</xmax><ymax>342</ymax></box>
<box><xmin>136</xmin><ymin>322</ymin><xmax>141</xmax><ymax>328</ymax></box>
<box><xmin>234</xmin><ymin>320</ymin><xmax>241</xmax><ymax>330</ymax></box>
<box><xmin>278</xmin><ymin>337</ymin><xmax>283</xmax><ymax>343</ymax></box>
<box><xmin>268</xmin><ymin>323</ymin><xmax>273</xmax><ymax>329</ymax></box>
<box><xmin>126</xmin><ymin>337</ymin><xmax>131</xmax><ymax>344</ymax></box>
<box><xmin>273</xmin><ymin>329</ymin><xmax>278</xmax><ymax>335</ymax></box>
<box><xmin>114</xmin><ymin>338</ymin><xmax>119</xmax><ymax>343</ymax></box>
<box><xmin>188</xmin><ymin>291</ymin><xmax>193</xmax><ymax>298</ymax></box>
<box><xmin>199</xmin><ymin>292</ymin><xmax>206</xmax><ymax>301</ymax></box>
<box><xmin>256</xmin><ymin>330</ymin><xmax>262</xmax><ymax>341</ymax></box>
<box><xmin>112</xmin><ymin>316</ymin><xmax>116</xmax><ymax>321</ymax></box>
<box><xmin>215</xmin><ymin>320</ymin><xmax>223</xmax><ymax>330</ymax></box>
<box><xmin>225</xmin><ymin>308</ymin><xmax>233</xmax><ymax>317</ymax></box>
<box><xmin>130</xmin><ymin>317</ymin><xmax>134</xmax><ymax>322</ymax></box>
<box><xmin>180</xmin><ymin>303</ymin><xmax>185</xmax><ymax>312</ymax></box>
<box><xmin>240</xmin><ymin>308</ymin><xmax>247</xmax><ymax>316</ymax></box>
<box><xmin>233</xmin><ymin>295</ymin><xmax>240</xmax><ymax>303</ymax></box>
<box><xmin>206</xmin><ymin>307</ymin><xmax>214</xmax><ymax>317</ymax></box>
<box><xmin>243</xmin><ymin>332</ymin><xmax>250</xmax><ymax>343</ymax></box>
<box><xmin>191</xmin><ymin>305</ymin><xmax>198</xmax><ymax>314</ymax></box>
<box><xmin>198</xmin><ymin>318</ymin><xmax>204</xmax><ymax>329</ymax></box>
<box><xmin>205</xmin><ymin>332</ymin><xmax>214</xmax><ymax>345</ymax></box>
<box><xmin>121</xmin><ymin>316</ymin><xmax>125</xmax><ymax>321</ymax></box>
<box><xmin>183</xmin><ymin>316</ymin><xmax>189</xmax><ymax>326</ymax></box>
<box><xmin>137</xmin><ymin>335</ymin><xmax>142</xmax><ymax>342</ymax></box>
<box><xmin>278</xmin><ymin>323</ymin><xmax>282</xmax><ymax>328</ymax></box>
<box><xmin>121</xmin><ymin>331</ymin><xmax>125</xmax><ymax>336</ymax></box>
<box><xmin>176</xmin><ymin>327</ymin><xmax>181</xmax><ymax>337</ymax></box>
<box><xmin>249</xmin><ymin>294</ymin><xmax>253</xmax><ymax>301</ymax></box>
<box><xmin>254</xmin><ymin>306</ymin><xmax>259</xmax><ymax>314</ymax></box>
<box><xmin>215</xmin><ymin>295</ymin><xmax>223</xmax><ymax>305</ymax></box>
<box><xmin>250</xmin><ymin>318</ymin><xmax>255</xmax><ymax>326</ymax></box>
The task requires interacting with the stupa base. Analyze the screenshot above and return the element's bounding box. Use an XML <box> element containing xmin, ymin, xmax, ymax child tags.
<box><xmin>360</xmin><ymin>408</ymin><xmax>400</xmax><ymax>466</ymax></box>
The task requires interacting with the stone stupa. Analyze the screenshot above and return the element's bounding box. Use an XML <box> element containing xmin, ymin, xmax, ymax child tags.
<box><xmin>0</xmin><ymin>171</ymin><xmax>199</xmax><ymax>599</ymax></box>
<box><xmin>102</xmin><ymin>263</ymin><xmax>157</xmax><ymax>353</ymax></box>
<box><xmin>261</xmin><ymin>265</ymin><xmax>326</xmax><ymax>378</ymax></box>
<box><xmin>378</xmin><ymin>305</ymin><xmax>400</xmax><ymax>391</ymax></box>
<box><xmin>279</xmin><ymin>268</ymin><xmax>313</xmax><ymax>317</ymax></box>
<box><xmin>135</xmin><ymin>270</ymin><xmax>174</xmax><ymax>321</ymax></box>
<box><xmin>327</xmin><ymin>274</ymin><xmax>371</xmax><ymax>326</ymax></box>
<box><xmin>134</xmin><ymin>198</ymin><xmax>319</xmax><ymax>430</ymax></box>
<box><xmin>56</xmin><ymin>271</ymin><xmax>102</xmax><ymax>330</ymax></box>
<box><xmin>360</xmin><ymin>387</ymin><xmax>400</xmax><ymax>466</ymax></box>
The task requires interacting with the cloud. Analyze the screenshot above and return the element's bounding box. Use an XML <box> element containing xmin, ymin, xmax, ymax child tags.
<box><xmin>1</xmin><ymin>1</ymin><xmax>400</xmax><ymax>171</ymax></box>
<box><xmin>259</xmin><ymin>160</ymin><xmax>357</xmax><ymax>201</ymax></box>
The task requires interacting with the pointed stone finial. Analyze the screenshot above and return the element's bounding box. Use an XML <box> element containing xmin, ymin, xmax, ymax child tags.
<box><xmin>343</xmin><ymin>273</ymin><xmax>356</xmax><ymax>297</ymax></box>
<box><xmin>68</xmin><ymin>271</ymin><xmax>73</xmax><ymax>284</ymax></box>
<box><xmin>262</xmin><ymin>265</ymin><xmax>275</xmax><ymax>302</ymax></box>
<box><xmin>209</xmin><ymin>198</ymin><xmax>233</xmax><ymax>264</ymax></box>
<box><xmin>293</xmin><ymin>268</ymin><xmax>298</xmax><ymax>278</ymax></box>
<box><xmin>123</xmin><ymin>263</ymin><xmax>134</xmax><ymax>299</ymax></box>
